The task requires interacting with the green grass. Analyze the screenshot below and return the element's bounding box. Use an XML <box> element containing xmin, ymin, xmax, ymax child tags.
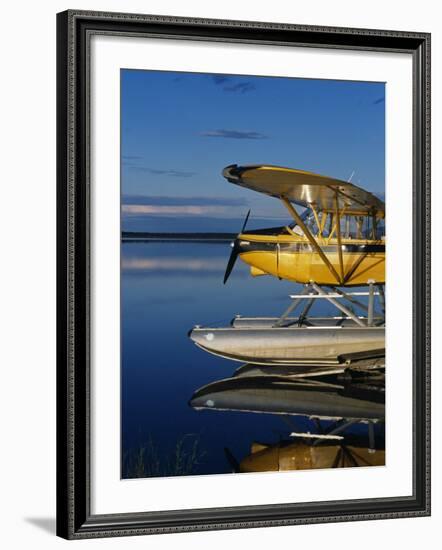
<box><xmin>122</xmin><ymin>434</ymin><xmax>206</xmax><ymax>478</ymax></box>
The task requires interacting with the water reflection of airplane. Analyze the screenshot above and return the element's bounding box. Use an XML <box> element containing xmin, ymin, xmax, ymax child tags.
<box><xmin>233</xmin><ymin>356</ymin><xmax>385</xmax><ymax>378</ymax></box>
<box><xmin>190</xmin><ymin>367</ymin><xmax>385</xmax><ymax>472</ymax></box>
<box><xmin>189</xmin><ymin>164</ymin><xmax>385</xmax><ymax>366</ymax></box>
<box><xmin>189</xmin><ymin>369</ymin><xmax>385</xmax><ymax>421</ymax></box>
<box><xmin>226</xmin><ymin>433</ymin><xmax>385</xmax><ymax>473</ymax></box>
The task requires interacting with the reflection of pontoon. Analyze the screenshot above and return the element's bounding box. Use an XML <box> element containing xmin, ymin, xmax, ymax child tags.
<box><xmin>189</xmin><ymin>374</ymin><xmax>385</xmax><ymax>421</ymax></box>
<box><xmin>233</xmin><ymin>357</ymin><xmax>385</xmax><ymax>378</ymax></box>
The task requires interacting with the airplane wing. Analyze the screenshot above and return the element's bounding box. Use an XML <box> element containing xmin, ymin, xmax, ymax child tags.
<box><xmin>223</xmin><ymin>164</ymin><xmax>384</xmax><ymax>216</ymax></box>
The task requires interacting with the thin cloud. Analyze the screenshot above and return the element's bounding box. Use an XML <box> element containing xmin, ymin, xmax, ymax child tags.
<box><xmin>224</xmin><ymin>82</ymin><xmax>256</xmax><ymax>93</ymax></box>
<box><xmin>122</xmin><ymin>155</ymin><xmax>144</xmax><ymax>161</ymax></box>
<box><xmin>122</xmin><ymin>257</ymin><xmax>226</xmax><ymax>272</ymax></box>
<box><xmin>212</xmin><ymin>75</ymin><xmax>231</xmax><ymax>86</ymax></box>
<box><xmin>122</xmin><ymin>195</ymin><xmax>248</xmax><ymax>207</ymax></box>
<box><xmin>211</xmin><ymin>74</ymin><xmax>256</xmax><ymax>93</ymax></box>
<box><xmin>122</xmin><ymin>205</ymin><xmax>230</xmax><ymax>216</ymax></box>
<box><xmin>127</xmin><ymin>167</ymin><xmax>196</xmax><ymax>178</ymax></box>
<box><xmin>121</xmin><ymin>196</ymin><xmax>249</xmax><ymax>219</ymax></box>
<box><xmin>201</xmin><ymin>129</ymin><xmax>268</xmax><ymax>140</ymax></box>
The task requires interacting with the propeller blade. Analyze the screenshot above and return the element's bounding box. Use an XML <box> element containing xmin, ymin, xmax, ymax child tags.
<box><xmin>223</xmin><ymin>241</ymin><xmax>239</xmax><ymax>284</ymax></box>
<box><xmin>241</xmin><ymin>209</ymin><xmax>251</xmax><ymax>233</ymax></box>
<box><xmin>223</xmin><ymin>209</ymin><xmax>251</xmax><ymax>285</ymax></box>
<box><xmin>224</xmin><ymin>447</ymin><xmax>241</xmax><ymax>473</ymax></box>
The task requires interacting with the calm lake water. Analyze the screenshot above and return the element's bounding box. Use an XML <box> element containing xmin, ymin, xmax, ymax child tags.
<box><xmin>121</xmin><ymin>241</ymin><xmax>383</xmax><ymax>478</ymax></box>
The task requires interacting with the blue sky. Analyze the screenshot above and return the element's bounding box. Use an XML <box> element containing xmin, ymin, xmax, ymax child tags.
<box><xmin>121</xmin><ymin>69</ymin><xmax>385</xmax><ymax>232</ymax></box>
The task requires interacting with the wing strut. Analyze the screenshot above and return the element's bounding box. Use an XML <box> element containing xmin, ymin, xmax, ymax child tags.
<box><xmin>335</xmin><ymin>191</ymin><xmax>345</xmax><ymax>283</ymax></box>
<box><xmin>281</xmin><ymin>197</ymin><xmax>342</xmax><ymax>285</ymax></box>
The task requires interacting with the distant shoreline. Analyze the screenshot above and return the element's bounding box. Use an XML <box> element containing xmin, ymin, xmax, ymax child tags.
<box><xmin>121</xmin><ymin>231</ymin><xmax>235</xmax><ymax>243</ymax></box>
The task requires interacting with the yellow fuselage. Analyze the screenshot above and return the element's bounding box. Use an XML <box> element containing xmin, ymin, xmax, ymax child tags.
<box><xmin>238</xmin><ymin>232</ymin><xmax>385</xmax><ymax>286</ymax></box>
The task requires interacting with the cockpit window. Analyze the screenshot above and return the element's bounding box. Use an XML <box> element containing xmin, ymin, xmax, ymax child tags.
<box><xmin>288</xmin><ymin>210</ymin><xmax>385</xmax><ymax>240</ymax></box>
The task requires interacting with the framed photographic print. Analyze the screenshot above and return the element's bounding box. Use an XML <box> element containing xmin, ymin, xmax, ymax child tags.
<box><xmin>56</xmin><ymin>10</ymin><xmax>431</xmax><ymax>539</ymax></box>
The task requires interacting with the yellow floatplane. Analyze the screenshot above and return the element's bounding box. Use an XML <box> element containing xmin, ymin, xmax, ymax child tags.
<box><xmin>189</xmin><ymin>164</ymin><xmax>385</xmax><ymax>366</ymax></box>
<box><xmin>222</xmin><ymin>164</ymin><xmax>385</xmax><ymax>286</ymax></box>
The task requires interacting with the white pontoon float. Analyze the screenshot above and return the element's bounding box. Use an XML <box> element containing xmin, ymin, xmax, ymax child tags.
<box><xmin>189</xmin><ymin>282</ymin><xmax>385</xmax><ymax>367</ymax></box>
